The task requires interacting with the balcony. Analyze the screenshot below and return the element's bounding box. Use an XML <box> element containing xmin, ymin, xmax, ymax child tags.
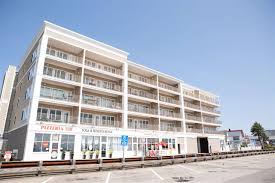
<box><xmin>183</xmin><ymin>90</ymin><xmax>199</xmax><ymax>99</ymax></box>
<box><xmin>128</xmin><ymin>122</ymin><xmax>158</xmax><ymax>131</ymax></box>
<box><xmin>82</xmin><ymin>97</ymin><xmax>122</xmax><ymax>110</ymax></box>
<box><xmin>200</xmin><ymin>94</ymin><xmax>219</xmax><ymax>105</ymax></box>
<box><xmin>128</xmin><ymin>104</ymin><xmax>158</xmax><ymax>115</ymax></box>
<box><xmin>160</xmin><ymin>110</ymin><xmax>181</xmax><ymax>118</ymax></box>
<box><xmin>185</xmin><ymin>115</ymin><xmax>202</xmax><ymax>122</ymax></box>
<box><xmin>85</xmin><ymin>59</ymin><xmax>122</xmax><ymax>76</ymax></box>
<box><xmin>46</xmin><ymin>47</ymin><xmax>82</xmax><ymax>65</ymax></box>
<box><xmin>201</xmin><ymin>106</ymin><xmax>221</xmax><ymax>114</ymax></box>
<box><xmin>40</xmin><ymin>87</ymin><xmax>79</xmax><ymax>103</ymax></box>
<box><xmin>184</xmin><ymin>102</ymin><xmax>200</xmax><ymax>110</ymax></box>
<box><xmin>128</xmin><ymin>72</ymin><xmax>157</xmax><ymax>86</ymax></box>
<box><xmin>186</xmin><ymin>128</ymin><xmax>203</xmax><ymax>133</ymax></box>
<box><xmin>159</xmin><ymin>82</ymin><xmax>178</xmax><ymax>92</ymax></box>
<box><xmin>128</xmin><ymin>87</ymin><xmax>157</xmax><ymax>100</ymax></box>
<box><xmin>36</xmin><ymin>114</ymin><xmax>77</xmax><ymax>124</ymax></box>
<box><xmin>160</xmin><ymin>124</ymin><xmax>182</xmax><ymax>132</ymax></box>
<box><xmin>43</xmin><ymin>66</ymin><xmax>81</xmax><ymax>83</ymax></box>
<box><xmin>80</xmin><ymin>119</ymin><xmax>121</xmax><ymax>128</ymax></box>
<box><xmin>202</xmin><ymin>116</ymin><xmax>222</xmax><ymax>124</ymax></box>
<box><xmin>204</xmin><ymin>129</ymin><xmax>223</xmax><ymax>134</ymax></box>
<box><xmin>84</xmin><ymin>77</ymin><xmax>122</xmax><ymax>92</ymax></box>
<box><xmin>159</xmin><ymin>95</ymin><xmax>180</xmax><ymax>105</ymax></box>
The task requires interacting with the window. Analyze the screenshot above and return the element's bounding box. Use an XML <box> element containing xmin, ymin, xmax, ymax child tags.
<box><xmin>14</xmin><ymin>116</ymin><xmax>16</xmax><ymax>125</ymax></box>
<box><xmin>31</xmin><ymin>48</ymin><xmax>38</xmax><ymax>62</ymax></box>
<box><xmin>49</xmin><ymin>109</ymin><xmax>62</xmax><ymax>122</ymax></box>
<box><xmin>37</xmin><ymin>108</ymin><xmax>48</xmax><ymax>121</ymax></box>
<box><xmin>161</xmin><ymin>138</ymin><xmax>175</xmax><ymax>150</ymax></box>
<box><xmin>28</xmin><ymin>67</ymin><xmax>34</xmax><ymax>80</ymax></box>
<box><xmin>162</xmin><ymin>138</ymin><xmax>169</xmax><ymax>150</ymax></box>
<box><xmin>21</xmin><ymin>110</ymin><xmax>25</xmax><ymax>121</ymax></box>
<box><xmin>25</xmin><ymin>87</ymin><xmax>31</xmax><ymax>100</ymax></box>
<box><xmin>233</xmin><ymin>136</ymin><xmax>240</xmax><ymax>141</ymax></box>
<box><xmin>81</xmin><ymin>113</ymin><xmax>93</xmax><ymax>124</ymax></box>
<box><xmin>33</xmin><ymin>133</ymin><xmax>51</xmax><ymax>152</ymax></box>
<box><xmin>127</xmin><ymin>137</ymin><xmax>133</xmax><ymax>151</ymax></box>
<box><xmin>16</xmin><ymin>98</ymin><xmax>20</xmax><ymax>107</ymax></box>
<box><xmin>61</xmin><ymin>135</ymin><xmax>75</xmax><ymax>152</ymax></box>
<box><xmin>43</xmin><ymin>66</ymin><xmax>53</xmax><ymax>76</ymax></box>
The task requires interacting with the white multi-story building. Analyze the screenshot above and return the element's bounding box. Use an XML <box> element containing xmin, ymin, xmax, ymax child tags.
<box><xmin>2</xmin><ymin>21</ymin><xmax>224</xmax><ymax>161</ymax></box>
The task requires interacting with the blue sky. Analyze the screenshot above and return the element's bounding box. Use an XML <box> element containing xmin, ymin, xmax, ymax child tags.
<box><xmin>0</xmin><ymin>0</ymin><xmax>274</xmax><ymax>133</ymax></box>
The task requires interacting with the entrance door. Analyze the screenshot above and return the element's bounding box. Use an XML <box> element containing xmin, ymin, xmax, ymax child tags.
<box><xmin>198</xmin><ymin>138</ymin><xmax>209</xmax><ymax>153</ymax></box>
<box><xmin>101</xmin><ymin>136</ymin><xmax>107</xmax><ymax>158</ymax></box>
<box><xmin>51</xmin><ymin>134</ymin><xmax>60</xmax><ymax>159</ymax></box>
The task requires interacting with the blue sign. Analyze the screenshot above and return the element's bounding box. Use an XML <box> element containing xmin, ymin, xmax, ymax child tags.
<box><xmin>121</xmin><ymin>135</ymin><xmax>128</xmax><ymax>146</ymax></box>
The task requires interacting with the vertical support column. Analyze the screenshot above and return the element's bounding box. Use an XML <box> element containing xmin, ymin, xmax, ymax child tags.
<box><xmin>179</xmin><ymin>83</ymin><xmax>185</xmax><ymax>133</ymax></box>
<box><xmin>198</xmin><ymin>91</ymin><xmax>204</xmax><ymax>134</ymax></box>
<box><xmin>23</xmin><ymin>35</ymin><xmax>48</xmax><ymax>160</ymax></box>
<box><xmin>156</xmin><ymin>75</ymin><xmax>160</xmax><ymax>131</ymax></box>
<box><xmin>179</xmin><ymin>83</ymin><xmax>187</xmax><ymax>154</ymax></box>
<box><xmin>74</xmin><ymin>50</ymin><xmax>85</xmax><ymax>160</ymax></box>
<box><xmin>77</xmin><ymin>50</ymin><xmax>85</xmax><ymax>125</ymax></box>
<box><xmin>122</xmin><ymin>62</ymin><xmax>128</xmax><ymax>129</ymax></box>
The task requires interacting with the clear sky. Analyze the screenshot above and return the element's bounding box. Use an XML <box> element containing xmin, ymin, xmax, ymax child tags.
<box><xmin>0</xmin><ymin>0</ymin><xmax>274</xmax><ymax>134</ymax></box>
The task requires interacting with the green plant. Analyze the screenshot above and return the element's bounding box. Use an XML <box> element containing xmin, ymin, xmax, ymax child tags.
<box><xmin>264</xmin><ymin>144</ymin><xmax>274</xmax><ymax>150</ymax></box>
<box><xmin>108</xmin><ymin>149</ymin><xmax>113</xmax><ymax>154</ymax></box>
<box><xmin>95</xmin><ymin>150</ymin><xmax>100</xmax><ymax>155</ymax></box>
<box><xmin>251</xmin><ymin>122</ymin><xmax>269</xmax><ymax>149</ymax></box>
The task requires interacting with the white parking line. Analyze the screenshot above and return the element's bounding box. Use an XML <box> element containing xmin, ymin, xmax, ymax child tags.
<box><xmin>178</xmin><ymin>165</ymin><xmax>201</xmax><ymax>174</ymax></box>
<box><xmin>105</xmin><ymin>172</ymin><xmax>111</xmax><ymax>183</ymax></box>
<box><xmin>41</xmin><ymin>177</ymin><xmax>54</xmax><ymax>183</ymax></box>
<box><xmin>150</xmin><ymin>168</ymin><xmax>164</xmax><ymax>181</ymax></box>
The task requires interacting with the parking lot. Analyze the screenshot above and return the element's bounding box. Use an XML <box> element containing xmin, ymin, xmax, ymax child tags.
<box><xmin>2</xmin><ymin>153</ymin><xmax>275</xmax><ymax>183</ymax></box>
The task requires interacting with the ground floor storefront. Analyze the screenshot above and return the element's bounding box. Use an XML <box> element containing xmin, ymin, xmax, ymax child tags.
<box><xmin>10</xmin><ymin>123</ymin><xmax>225</xmax><ymax>161</ymax></box>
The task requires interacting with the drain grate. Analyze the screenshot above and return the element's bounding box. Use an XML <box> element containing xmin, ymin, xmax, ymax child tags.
<box><xmin>172</xmin><ymin>176</ymin><xmax>194</xmax><ymax>182</ymax></box>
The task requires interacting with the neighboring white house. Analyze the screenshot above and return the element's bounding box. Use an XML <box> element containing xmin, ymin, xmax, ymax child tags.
<box><xmin>224</xmin><ymin>130</ymin><xmax>262</xmax><ymax>151</ymax></box>
<box><xmin>224</xmin><ymin>130</ymin><xmax>244</xmax><ymax>151</ymax></box>
<box><xmin>266</xmin><ymin>130</ymin><xmax>275</xmax><ymax>146</ymax></box>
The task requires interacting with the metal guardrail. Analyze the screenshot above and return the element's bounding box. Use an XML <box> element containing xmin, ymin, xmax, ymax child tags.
<box><xmin>0</xmin><ymin>149</ymin><xmax>274</xmax><ymax>179</ymax></box>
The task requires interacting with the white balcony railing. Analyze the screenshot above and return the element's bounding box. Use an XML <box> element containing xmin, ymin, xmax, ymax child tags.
<box><xmin>204</xmin><ymin>129</ymin><xmax>223</xmax><ymax>134</ymax></box>
<box><xmin>84</xmin><ymin>78</ymin><xmax>122</xmax><ymax>92</ymax></box>
<box><xmin>159</xmin><ymin>95</ymin><xmax>180</xmax><ymax>105</ymax></box>
<box><xmin>201</xmin><ymin>106</ymin><xmax>221</xmax><ymax>114</ymax></box>
<box><xmin>128</xmin><ymin>87</ymin><xmax>157</xmax><ymax>100</ymax></box>
<box><xmin>183</xmin><ymin>90</ymin><xmax>199</xmax><ymax>99</ymax></box>
<box><xmin>160</xmin><ymin>110</ymin><xmax>181</xmax><ymax>118</ymax></box>
<box><xmin>202</xmin><ymin>116</ymin><xmax>222</xmax><ymax>124</ymax></box>
<box><xmin>46</xmin><ymin>47</ymin><xmax>82</xmax><ymax>64</ymax></box>
<box><xmin>160</xmin><ymin>125</ymin><xmax>182</xmax><ymax>132</ymax></box>
<box><xmin>43</xmin><ymin>67</ymin><xmax>81</xmax><ymax>83</ymax></box>
<box><xmin>128</xmin><ymin>105</ymin><xmax>158</xmax><ymax>115</ymax></box>
<box><xmin>37</xmin><ymin>115</ymin><xmax>78</xmax><ymax>124</ymax></box>
<box><xmin>184</xmin><ymin>102</ymin><xmax>200</xmax><ymax>110</ymax></box>
<box><xmin>85</xmin><ymin>59</ymin><xmax>122</xmax><ymax>76</ymax></box>
<box><xmin>200</xmin><ymin>94</ymin><xmax>219</xmax><ymax>105</ymax></box>
<box><xmin>185</xmin><ymin>115</ymin><xmax>202</xmax><ymax>122</ymax></box>
<box><xmin>128</xmin><ymin>122</ymin><xmax>158</xmax><ymax>131</ymax></box>
<box><xmin>159</xmin><ymin>82</ymin><xmax>178</xmax><ymax>92</ymax></box>
<box><xmin>80</xmin><ymin>119</ymin><xmax>121</xmax><ymax>128</ymax></box>
<box><xmin>128</xmin><ymin>72</ymin><xmax>157</xmax><ymax>86</ymax></box>
<box><xmin>186</xmin><ymin>128</ymin><xmax>203</xmax><ymax>133</ymax></box>
<box><xmin>40</xmin><ymin>88</ymin><xmax>79</xmax><ymax>103</ymax></box>
<box><xmin>82</xmin><ymin>98</ymin><xmax>122</xmax><ymax>109</ymax></box>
